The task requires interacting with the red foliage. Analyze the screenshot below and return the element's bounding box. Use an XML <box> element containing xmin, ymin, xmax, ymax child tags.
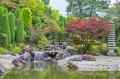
<box><xmin>65</xmin><ymin>17</ymin><xmax>111</xmax><ymax>40</ymax></box>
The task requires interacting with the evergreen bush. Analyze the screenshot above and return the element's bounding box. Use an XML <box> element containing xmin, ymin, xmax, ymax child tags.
<box><xmin>8</xmin><ymin>12</ymin><xmax>15</xmax><ymax>43</ymax></box>
<box><xmin>35</xmin><ymin>17</ymin><xmax>41</xmax><ymax>27</ymax></box>
<box><xmin>20</xmin><ymin>8</ymin><xmax>32</xmax><ymax>27</ymax></box>
<box><xmin>16</xmin><ymin>18</ymin><xmax>24</xmax><ymax>43</ymax></box>
<box><xmin>1</xmin><ymin>14</ymin><xmax>11</xmax><ymax>44</ymax></box>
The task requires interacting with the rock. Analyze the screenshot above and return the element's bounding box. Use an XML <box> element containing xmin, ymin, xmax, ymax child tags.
<box><xmin>12</xmin><ymin>58</ymin><xmax>22</xmax><ymax>66</ymax></box>
<box><xmin>62</xmin><ymin>50</ymin><xmax>71</xmax><ymax>59</ymax></box>
<box><xmin>0</xmin><ymin>64</ymin><xmax>7</xmax><ymax>73</ymax></box>
<box><xmin>82</xmin><ymin>54</ymin><xmax>96</xmax><ymax>61</ymax></box>
<box><xmin>58</xmin><ymin>55</ymin><xmax>82</xmax><ymax>67</ymax></box>
<box><xmin>51</xmin><ymin>59</ymin><xmax>57</xmax><ymax>63</ymax></box>
<box><xmin>54</xmin><ymin>52</ymin><xmax>63</xmax><ymax>60</ymax></box>
<box><xmin>20</xmin><ymin>52</ymin><xmax>32</xmax><ymax>62</ymax></box>
<box><xmin>69</xmin><ymin>56</ymin><xmax>82</xmax><ymax>61</ymax></box>
<box><xmin>18</xmin><ymin>58</ymin><xmax>29</xmax><ymax>65</ymax></box>
<box><xmin>44</xmin><ymin>57</ymin><xmax>52</xmax><ymax>62</ymax></box>
<box><xmin>23</xmin><ymin>46</ymin><xmax>37</xmax><ymax>53</ymax></box>
<box><xmin>67</xmin><ymin>49</ymin><xmax>79</xmax><ymax>55</ymax></box>
<box><xmin>12</xmin><ymin>58</ymin><xmax>29</xmax><ymax>66</ymax></box>
<box><xmin>66</xmin><ymin>62</ymin><xmax>79</xmax><ymax>69</ymax></box>
<box><xmin>55</xmin><ymin>51</ymin><xmax>70</xmax><ymax>60</ymax></box>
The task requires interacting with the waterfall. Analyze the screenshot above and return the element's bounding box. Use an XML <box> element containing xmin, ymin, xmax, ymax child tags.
<box><xmin>34</xmin><ymin>51</ymin><xmax>45</xmax><ymax>61</ymax></box>
<box><xmin>34</xmin><ymin>51</ymin><xmax>46</xmax><ymax>70</ymax></box>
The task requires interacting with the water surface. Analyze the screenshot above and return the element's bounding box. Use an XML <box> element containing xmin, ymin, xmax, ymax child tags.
<box><xmin>1</xmin><ymin>62</ymin><xmax>120</xmax><ymax>79</ymax></box>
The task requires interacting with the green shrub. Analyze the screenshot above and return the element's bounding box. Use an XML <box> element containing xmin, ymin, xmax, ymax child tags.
<box><xmin>57</xmin><ymin>22</ymin><xmax>64</xmax><ymax>41</ymax></box>
<box><xmin>16</xmin><ymin>18</ymin><xmax>24</xmax><ymax>43</ymax></box>
<box><xmin>74</xmin><ymin>45</ymin><xmax>85</xmax><ymax>54</ymax></box>
<box><xmin>59</xmin><ymin>15</ymin><xmax>65</xmax><ymax>23</ymax></box>
<box><xmin>89</xmin><ymin>45</ymin><xmax>101</xmax><ymax>56</ymax></box>
<box><xmin>8</xmin><ymin>12</ymin><xmax>15</xmax><ymax>43</ymax></box>
<box><xmin>18</xmin><ymin>43</ymin><xmax>25</xmax><ymax>49</ymax></box>
<box><xmin>15</xmin><ymin>9</ymin><xmax>21</xmax><ymax>21</ymax></box>
<box><xmin>1</xmin><ymin>14</ymin><xmax>11</xmax><ymax>44</ymax></box>
<box><xmin>0</xmin><ymin>47</ymin><xmax>7</xmax><ymax>54</ymax></box>
<box><xmin>100</xmin><ymin>43</ymin><xmax>108</xmax><ymax>55</ymax></box>
<box><xmin>59</xmin><ymin>22</ymin><xmax>64</xmax><ymax>31</ymax></box>
<box><xmin>35</xmin><ymin>17</ymin><xmax>41</xmax><ymax>27</ymax></box>
<box><xmin>114</xmin><ymin>47</ymin><xmax>120</xmax><ymax>56</ymax></box>
<box><xmin>20</xmin><ymin>8</ymin><xmax>32</xmax><ymax>27</ymax></box>
<box><xmin>10</xmin><ymin>47</ymin><xmax>21</xmax><ymax>54</ymax></box>
<box><xmin>37</xmin><ymin>36</ymin><xmax>49</xmax><ymax>49</ymax></box>
<box><xmin>116</xmin><ymin>33</ymin><xmax>120</xmax><ymax>47</ymax></box>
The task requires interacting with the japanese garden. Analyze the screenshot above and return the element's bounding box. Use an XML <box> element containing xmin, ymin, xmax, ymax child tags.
<box><xmin>0</xmin><ymin>0</ymin><xmax>120</xmax><ymax>79</ymax></box>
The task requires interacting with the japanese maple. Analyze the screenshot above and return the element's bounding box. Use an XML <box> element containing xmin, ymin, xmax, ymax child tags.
<box><xmin>65</xmin><ymin>17</ymin><xmax>111</xmax><ymax>53</ymax></box>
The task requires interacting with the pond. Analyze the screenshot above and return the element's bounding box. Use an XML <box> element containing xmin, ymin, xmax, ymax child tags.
<box><xmin>0</xmin><ymin>61</ymin><xmax>120</xmax><ymax>79</ymax></box>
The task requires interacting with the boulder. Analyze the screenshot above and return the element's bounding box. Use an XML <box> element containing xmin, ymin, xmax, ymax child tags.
<box><xmin>0</xmin><ymin>64</ymin><xmax>7</xmax><ymax>73</ymax></box>
<box><xmin>66</xmin><ymin>62</ymin><xmax>79</xmax><ymax>69</ymax></box>
<box><xmin>51</xmin><ymin>59</ymin><xmax>57</xmax><ymax>63</ymax></box>
<box><xmin>20</xmin><ymin>52</ymin><xmax>32</xmax><ymax>62</ymax></box>
<box><xmin>44</xmin><ymin>57</ymin><xmax>52</xmax><ymax>62</ymax></box>
<box><xmin>82</xmin><ymin>54</ymin><xmax>96</xmax><ymax>61</ymax></box>
<box><xmin>67</xmin><ymin>49</ymin><xmax>79</xmax><ymax>55</ymax></box>
<box><xmin>55</xmin><ymin>51</ymin><xmax>70</xmax><ymax>60</ymax></box>
<box><xmin>12</xmin><ymin>58</ymin><xmax>29</xmax><ymax>66</ymax></box>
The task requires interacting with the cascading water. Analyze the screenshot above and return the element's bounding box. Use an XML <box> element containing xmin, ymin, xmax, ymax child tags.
<box><xmin>34</xmin><ymin>51</ymin><xmax>45</xmax><ymax>61</ymax></box>
<box><xmin>34</xmin><ymin>51</ymin><xmax>46</xmax><ymax>70</ymax></box>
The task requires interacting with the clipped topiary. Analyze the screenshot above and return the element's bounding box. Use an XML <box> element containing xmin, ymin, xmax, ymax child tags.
<box><xmin>20</xmin><ymin>8</ymin><xmax>32</xmax><ymax>27</ymax></box>
<box><xmin>1</xmin><ymin>14</ymin><xmax>11</xmax><ymax>44</ymax></box>
<box><xmin>16</xmin><ymin>18</ymin><xmax>24</xmax><ymax>43</ymax></box>
<box><xmin>8</xmin><ymin>12</ymin><xmax>15</xmax><ymax>43</ymax></box>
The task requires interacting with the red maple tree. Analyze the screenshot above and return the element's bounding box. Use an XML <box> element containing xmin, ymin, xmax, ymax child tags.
<box><xmin>65</xmin><ymin>17</ymin><xmax>111</xmax><ymax>53</ymax></box>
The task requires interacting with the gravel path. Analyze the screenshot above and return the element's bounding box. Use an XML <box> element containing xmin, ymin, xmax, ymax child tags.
<box><xmin>58</xmin><ymin>55</ymin><xmax>120</xmax><ymax>71</ymax></box>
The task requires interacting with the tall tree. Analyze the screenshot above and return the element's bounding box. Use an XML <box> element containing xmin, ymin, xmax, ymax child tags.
<box><xmin>41</xmin><ymin>0</ymin><xmax>50</xmax><ymax>5</ymax></box>
<box><xmin>16</xmin><ymin>18</ymin><xmax>24</xmax><ymax>43</ymax></box>
<box><xmin>8</xmin><ymin>12</ymin><xmax>15</xmax><ymax>43</ymax></box>
<box><xmin>1</xmin><ymin>14</ymin><xmax>11</xmax><ymax>44</ymax></box>
<box><xmin>66</xmin><ymin>0</ymin><xmax>110</xmax><ymax>18</ymax></box>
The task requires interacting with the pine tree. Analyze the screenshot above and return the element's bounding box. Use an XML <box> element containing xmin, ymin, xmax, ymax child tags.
<box><xmin>1</xmin><ymin>14</ymin><xmax>11</xmax><ymax>44</ymax></box>
<box><xmin>8</xmin><ymin>12</ymin><xmax>15</xmax><ymax>43</ymax></box>
<box><xmin>16</xmin><ymin>18</ymin><xmax>24</xmax><ymax>43</ymax></box>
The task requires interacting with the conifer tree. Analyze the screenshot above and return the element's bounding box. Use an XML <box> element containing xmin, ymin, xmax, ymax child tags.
<box><xmin>8</xmin><ymin>12</ymin><xmax>15</xmax><ymax>43</ymax></box>
<box><xmin>1</xmin><ymin>14</ymin><xmax>11</xmax><ymax>44</ymax></box>
<box><xmin>16</xmin><ymin>18</ymin><xmax>24</xmax><ymax>43</ymax></box>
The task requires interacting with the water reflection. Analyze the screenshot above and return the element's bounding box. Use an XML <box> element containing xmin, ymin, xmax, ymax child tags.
<box><xmin>34</xmin><ymin>61</ymin><xmax>47</xmax><ymax>70</ymax></box>
<box><xmin>1</xmin><ymin>62</ymin><xmax>120</xmax><ymax>79</ymax></box>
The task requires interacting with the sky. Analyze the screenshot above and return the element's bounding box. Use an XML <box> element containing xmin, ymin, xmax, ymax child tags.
<box><xmin>49</xmin><ymin>0</ymin><xmax>117</xmax><ymax>16</ymax></box>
